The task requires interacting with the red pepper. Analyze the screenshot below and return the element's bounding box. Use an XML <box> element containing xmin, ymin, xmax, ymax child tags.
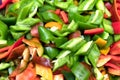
<box><xmin>0</xmin><ymin>0</ymin><xmax>11</xmax><ymax>9</ymax></box>
<box><xmin>6</xmin><ymin>36</ymin><xmax>24</xmax><ymax>61</ymax></box>
<box><xmin>110</xmin><ymin>40</ymin><xmax>120</xmax><ymax>55</ymax></box>
<box><xmin>108</xmin><ymin>68</ymin><xmax>120</xmax><ymax>76</ymax></box>
<box><xmin>0</xmin><ymin>46</ymin><xmax>11</xmax><ymax>53</ymax></box>
<box><xmin>104</xmin><ymin>2</ymin><xmax>112</xmax><ymax>11</ymax></box>
<box><xmin>105</xmin><ymin>62</ymin><xmax>120</xmax><ymax>70</ymax></box>
<box><xmin>112</xmin><ymin>21</ymin><xmax>120</xmax><ymax>34</ymax></box>
<box><xmin>60</xmin><ymin>10</ymin><xmax>69</xmax><ymax>24</ymax></box>
<box><xmin>55</xmin><ymin>9</ymin><xmax>61</xmax><ymax>15</ymax></box>
<box><xmin>84</xmin><ymin>28</ymin><xmax>104</xmax><ymax>35</ymax></box>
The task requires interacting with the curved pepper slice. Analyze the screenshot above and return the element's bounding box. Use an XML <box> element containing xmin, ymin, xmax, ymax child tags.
<box><xmin>0</xmin><ymin>20</ymin><xmax>8</xmax><ymax>40</ymax></box>
<box><xmin>45</xmin><ymin>22</ymin><xmax>62</xmax><ymax>30</ymax></box>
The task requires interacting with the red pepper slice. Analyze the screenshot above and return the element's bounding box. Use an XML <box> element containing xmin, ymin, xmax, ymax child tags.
<box><xmin>108</xmin><ymin>68</ymin><xmax>120</xmax><ymax>76</ymax></box>
<box><xmin>60</xmin><ymin>10</ymin><xmax>69</xmax><ymax>24</ymax></box>
<box><xmin>105</xmin><ymin>2</ymin><xmax>112</xmax><ymax>11</ymax></box>
<box><xmin>0</xmin><ymin>46</ymin><xmax>11</xmax><ymax>53</ymax></box>
<box><xmin>105</xmin><ymin>62</ymin><xmax>120</xmax><ymax>70</ymax></box>
<box><xmin>6</xmin><ymin>36</ymin><xmax>24</xmax><ymax>61</ymax></box>
<box><xmin>0</xmin><ymin>0</ymin><xmax>11</xmax><ymax>9</ymax></box>
<box><xmin>112</xmin><ymin>21</ymin><xmax>120</xmax><ymax>34</ymax></box>
<box><xmin>84</xmin><ymin>28</ymin><xmax>104</xmax><ymax>35</ymax></box>
<box><xmin>55</xmin><ymin>9</ymin><xmax>61</xmax><ymax>15</ymax></box>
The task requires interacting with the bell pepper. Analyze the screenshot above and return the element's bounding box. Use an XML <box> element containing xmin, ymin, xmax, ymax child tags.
<box><xmin>95</xmin><ymin>37</ymin><xmax>107</xmax><ymax>48</ymax></box>
<box><xmin>88</xmin><ymin>44</ymin><xmax>100</xmax><ymax>67</ymax></box>
<box><xmin>100</xmin><ymin>47</ymin><xmax>110</xmax><ymax>55</ymax></box>
<box><xmin>15</xmin><ymin>62</ymin><xmax>39</xmax><ymax>80</ymax></box>
<box><xmin>44</xmin><ymin>47</ymin><xmax>60</xmax><ymax>59</ymax></box>
<box><xmin>17</xmin><ymin>2</ymin><xmax>34</xmax><ymax>21</ymax></box>
<box><xmin>60</xmin><ymin>10</ymin><xmax>69</xmax><ymax>24</ymax></box>
<box><xmin>0</xmin><ymin>15</ymin><xmax>16</xmax><ymax>25</ymax></box>
<box><xmin>53</xmin><ymin>37</ymin><xmax>68</xmax><ymax>47</ymax></box>
<box><xmin>22</xmin><ymin>38</ymin><xmax>44</xmax><ymax>56</ymax></box>
<box><xmin>45</xmin><ymin>21</ymin><xmax>62</xmax><ymax>30</ymax></box>
<box><xmin>84</xmin><ymin>28</ymin><xmax>104</xmax><ymax>35</ymax></box>
<box><xmin>38</xmin><ymin>26</ymin><xmax>55</xmax><ymax>44</ymax></box>
<box><xmin>53</xmin><ymin>50</ymin><xmax>71</xmax><ymax>71</ymax></box>
<box><xmin>0</xmin><ymin>20</ymin><xmax>8</xmax><ymax>40</ymax></box>
<box><xmin>54</xmin><ymin>0</ymin><xmax>73</xmax><ymax>10</ymax></box>
<box><xmin>60</xmin><ymin>37</ymin><xmax>85</xmax><ymax>52</ymax></box>
<box><xmin>78</xmin><ymin>0</ymin><xmax>97</xmax><ymax>11</ymax></box>
<box><xmin>97</xmin><ymin>55</ymin><xmax>111</xmax><ymax>67</ymax></box>
<box><xmin>0</xmin><ymin>0</ymin><xmax>11</xmax><ymax>9</ymax></box>
<box><xmin>103</xmin><ymin>19</ymin><xmax>114</xmax><ymax>34</ymax></box>
<box><xmin>40</xmin><ymin>11</ymin><xmax>63</xmax><ymax>23</ymax></box>
<box><xmin>112</xmin><ymin>21</ymin><xmax>120</xmax><ymax>34</ymax></box>
<box><xmin>71</xmin><ymin>62</ymin><xmax>90</xmax><ymax>80</ymax></box>
<box><xmin>75</xmin><ymin>41</ymin><xmax>93</xmax><ymax>55</ymax></box>
<box><xmin>87</xmin><ymin>10</ymin><xmax>104</xmax><ymax>25</ymax></box>
<box><xmin>0</xmin><ymin>62</ymin><xmax>11</xmax><ymax>70</ymax></box>
<box><xmin>108</xmin><ymin>68</ymin><xmax>120</xmax><ymax>76</ymax></box>
<box><xmin>35</xmin><ymin>63</ymin><xmax>53</xmax><ymax>80</ymax></box>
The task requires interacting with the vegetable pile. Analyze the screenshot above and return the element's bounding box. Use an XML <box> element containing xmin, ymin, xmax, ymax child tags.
<box><xmin>0</xmin><ymin>0</ymin><xmax>120</xmax><ymax>80</ymax></box>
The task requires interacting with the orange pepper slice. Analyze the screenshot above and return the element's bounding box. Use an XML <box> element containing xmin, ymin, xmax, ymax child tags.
<box><xmin>45</xmin><ymin>22</ymin><xmax>62</xmax><ymax>30</ymax></box>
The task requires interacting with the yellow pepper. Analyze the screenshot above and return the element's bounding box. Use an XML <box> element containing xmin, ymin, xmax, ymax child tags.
<box><xmin>100</xmin><ymin>47</ymin><xmax>110</xmax><ymax>55</ymax></box>
<box><xmin>74</xmin><ymin>0</ymin><xmax>79</xmax><ymax>6</ymax></box>
<box><xmin>45</xmin><ymin>22</ymin><xmax>62</xmax><ymax>30</ymax></box>
<box><xmin>22</xmin><ymin>38</ymin><xmax>44</xmax><ymax>56</ymax></box>
<box><xmin>35</xmin><ymin>64</ymin><xmax>53</xmax><ymax>80</ymax></box>
<box><xmin>98</xmin><ymin>66</ymin><xmax>106</xmax><ymax>75</ymax></box>
<box><xmin>95</xmin><ymin>38</ymin><xmax>107</xmax><ymax>48</ymax></box>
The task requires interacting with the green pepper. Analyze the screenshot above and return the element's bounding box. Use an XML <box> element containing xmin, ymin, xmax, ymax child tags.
<box><xmin>17</xmin><ymin>2</ymin><xmax>34</xmax><ymax>21</ymax></box>
<box><xmin>88</xmin><ymin>43</ymin><xmax>100</xmax><ymax>67</ymax></box>
<box><xmin>94</xmin><ymin>67</ymin><xmax>104</xmax><ymax>80</ymax></box>
<box><xmin>75</xmin><ymin>41</ymin><xmax>93</xmax><ymax>55</ymax></box>
<box><xmin>41</xmin><ymin>11</ymin><xmax>63</xmax><ymax>23</ymax></box>
<box><xmin>87</xmin><ymin>10</ymin><xmax>103</xmax><ymax>25</ymax></box>
<box><xmin>59</xmin><ymin>37</ymin><xmax>85</xmax><ymax>52</ymax></box>
<box><xmin>103</xmin><ymin>19</ymin><xmax>114</xmax><ymax>34</ymax></box>
<box><xmin>0</xmin><ymin>62</ymin><xmax>11</xmax><ymax>70</ymax></box>
<box><xmin>54</xmin><ymin>0</ymin><xmax>73</xmax><ymax>10</ymax></box>
<box><xmin>78</xmin><ymin>0</ymin><xmax>97</xmax><ymax>11</ymax></box>
<box><xmin>38</xmin><ymin>26</ymin><xmax>55</xmax><ymax>44</ymax></box>
<box><xmin>71</xmin><ymin>62</ymin><xmax>90</xmax><ymax>80</ymax></box>
<box><xmin>53</xmin><ymin>37</ymin><xmax>68</xmax><ymax>47</ymax></box>
<box><xmin>44</xmin><ymin>47</ymin><xmax>60</xmax><ymax>59</ymax></box>
<box><xmin>62</xmin><ymin>71</ymin><xmax>75</xmax><ymax>80</ymax></box>
<box><xmin>0</xmin><ymin>20</ymin><xmax>8</xmax><ymax>40</ymax></box>
<box><xmin>53</xmin><ymin>50</ymin><xmax>70</xmax><ymax>71</ymax></box>
<box><xmin>0</xmin><ymin>15</ymin><xmax>16</xmax><ymax>25</ymax></box>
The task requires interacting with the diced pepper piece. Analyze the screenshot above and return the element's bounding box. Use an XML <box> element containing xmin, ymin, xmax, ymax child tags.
<box><xmin>45</xmin><ymin>22</ymin><xmax>62</xmax><ymax>30</ymax></box>
<box><xmin>22</xmin><ymin>38</ymin><xmax>44</xmax><ymax>56</ymax></box>
<box><xmin>108</xmin><ymin>68</ymin><xmax>120</xmax><ymax>76</ymax></box>
<box><xmin>35</xmin><ymin>64</ymin><xmax>53</xmax><ymax>80</ymax></box>
<box><xmin>0</xmin><ymin>0</ymin><xmax>11</xmax><ymax>9</ymax></box>
<box><xmin>55</xmin><ymin>9</ymin><xmax>61</xmax><ymax>15</ymax></box>
<box><xmin>95</xmin><ymin>38</ymin><xmax>107</xmax><ymax>48</ymax></box>
<box><xmin>100</xmin><ymin>47</ymin><xmax>110</xmax><ymax>55</ymax></box>
<box><xmin>75</xmin><ymin>41</ymin><xmax>93</xmax><ymax>55</ymax></box>
<box><xmin>105</xmin><ymin>62</ymin><xmax>120</xmax><ymax>70</ymax></box>
<box><xmin>112</xmin><ymin>21</ymin><xmax>120</xmax><ymax>34</ymax></box>
<box><xmin>97</xmin><ymin>55</ymin><xmax>111</xmax><ymax>67</ymax></box>
<box><xmin>71</xmin><ymin>62</ymin><xmax>90</xmax><ymax>80</ymax></box>
<box><xmin>60</xmin><ymin>11</ymin><xmax>69</xmax><ymax>24</ymax></box>
<box><xmin>0</xmin><ymin>46</ymin><xmax>11</xmax><ymax>53</ymax></box>
<box><xmin>16</xmin><ymin>62</ymin><xmax>38</xmax><ymax>80</ymax></box>
<box><xmin>84</xmin><ymin>28</ymin><xmax>104</xmax><ymax>35</ymax></box>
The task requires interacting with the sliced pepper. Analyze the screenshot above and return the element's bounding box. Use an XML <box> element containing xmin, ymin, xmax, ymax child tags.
<box><xmin>84</xmin><ymin>28</ymin><xmax>104</xmax><ymax>35</ymax></box>
<box><xmin>35</xmin><ymin>64</ymin><xmax>53</xmax><ymax>80</ymax></box>
<box><xmin>112</xmin><ymin>21</ymin><xmax>120</xmax><ymax>34</ymax></box>
<box><xmin>45</xmin><ymin>21</ymin><xmax>62</xmax><ymax>30</ymax></box>
<box><xmin>100</xmin><ymin>47</ymin><xmax>110</xmax><ymax>55</ymax></box>
<box><xmin>95</xmin><ymin>37</ymin><xmax>107</xmax><ymax>48</ymax></box>
<box><xmin>60</xmin><ymin>10</ymin><xmax>69</xmax><ymax>24</ymax></box>
<box><xmin>71</xmin><ymin>62</ymin><xmax>90</xmax><ymax>80</ymax></box>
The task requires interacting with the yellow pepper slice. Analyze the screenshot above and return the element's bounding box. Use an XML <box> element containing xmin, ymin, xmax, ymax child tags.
<box><xmin>35</xmin><ymin>64</ymin><xmax>53</xmax><ymax>80</ymax></box>
<box><xmin>22</xmin><ymin>38</ymin><xmax>44</xmax><ymax>56</ymax></box>
<box><xmin>100</xmin><ymin>47</ymin><xmax>110</xmax><ymax>55</ymax></box>
<box><xmin>45</xmin><ymin>22</ymin><xmax>62</xmax><ymax>30</ymax></box>
<box><xmin>95</xmin><ymin>38</ymin><xmax>107</xmax><ymax>48</ymax></box>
